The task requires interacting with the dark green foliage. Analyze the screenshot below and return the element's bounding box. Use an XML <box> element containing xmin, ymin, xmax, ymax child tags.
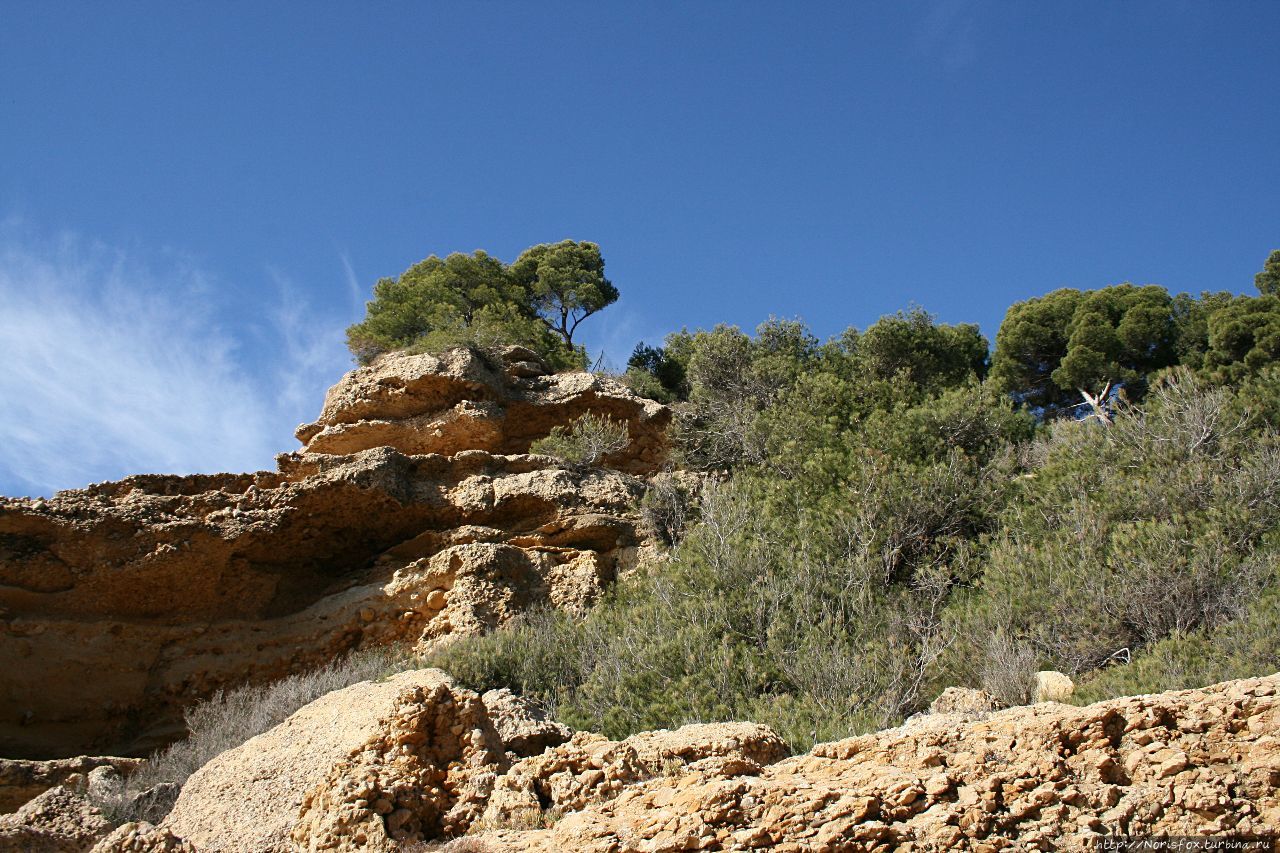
<box><xmin>672</xmin><ymin>311</ymin><xmax>990</xmax><ymax>473</ymax></box>
<box><xmin>853</xmin><ymin>307</ymin><xmax>988</xmax><ymax>390</ymax></box>
<box><xmin>1201</xmin><ymin>294</ymin><xmax>1280</xmax><ymax>382</ymax></box>
<box><xmin>510</xmin><ymin>240</ymin><xmax>619</xmax><ymax>346</ymax></box>
<box><xmin>625</xmin><ymin>343</ymin><xmax>688</xmax><ymax>402</ymax></box>
<box><xmin>991</xmin><ymin>284</ymin><xmax>1181</xmax><ymax>414</ymax></box>
<box><xmin>346</xmin><ymin>240</ymin><xmax>615</xmax><ymax>366</ymax></box>
<box><xmin>1256</xmin><ymin>249</ymin><xmax>1280</xmax><ymax>297</ymax></box>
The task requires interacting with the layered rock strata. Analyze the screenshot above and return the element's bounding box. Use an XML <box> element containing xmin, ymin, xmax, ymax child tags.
<box><xmin>295</xmin><ymin>347</ymin><xmax>670</xmax><ymax>474</ymax></box>
<box><xmin>0</xmin><ymin>348</ymin><xmax>668</xmax><ymax>759</ymax></box>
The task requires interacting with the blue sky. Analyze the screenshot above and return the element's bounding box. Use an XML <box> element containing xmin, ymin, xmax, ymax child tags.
<box><xmin>2</xmin><ymin>1</ymin><xmax>1278</xmax><ymax>495</ymax></box>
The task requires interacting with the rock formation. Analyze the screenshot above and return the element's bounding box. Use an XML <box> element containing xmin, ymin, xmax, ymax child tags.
<box><xmin>294</xmin><ymin>347</ymin><xmax>670</xmax><ymax>474</ymax></box>
<box><xmin>6</xmin><ymin>669</ymin><xmax>1280</xmax><ymax>850</ymax></box>
<box><xmin>467</xmin><ymin>674</ymin><xmax>1280</xmax><ymax>851</ymax></box>
<box><xmin>0</xmin><ymin>347</ymin><xmax>669</xmax><ymax>760</ymax></box>
<box><xmin>479</xmin><ymin>690</ymin><xmax>572</xmax><ymax>760</ymax></box>
<box><xmin>0</xmin><ymin>784</ymin><xmax>113</xmax><ymax>851</ymax></box>
<box><xmin>476</xmin><ymin>723</ymin><xmax>789</xmax><ymax>832</ymax></box>
<box><xmin>152</xmin><ymin>669</ymin><xmax>789</xmax><ymax>852</ymax></box>
<box><xmin>161</xmin><ymin>670</ymin><xmax>508</xmax><ymax>852</ymax></box>
<box><xmin>0</xmin><ymin>757</ymin><xmax>142</xmax><ymax>814</ymax></box>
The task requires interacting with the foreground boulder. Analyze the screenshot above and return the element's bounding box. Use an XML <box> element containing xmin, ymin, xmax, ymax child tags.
<box><xmin>0</xmin><ymin>347</ymin><xmax>669</xmax><ymax>759</ymax></box>
<box><xmin>162</xmin><ymin>670</ymin><xmax>507</xmax><ymax>852</ymax></box>
<box><xmin>0</xmin><ymin>785</ymin><xmax>112</xmax><ymax>851</ymax></box>
<box><xmin>480</xmin><ymin>689</ymin><xmax>573</xmax><ymax>759</ymax></box>
<box><xmin>468</xmin><ymin>674</ymin><xmax>1280</xmax><ymax>851</ymax></box>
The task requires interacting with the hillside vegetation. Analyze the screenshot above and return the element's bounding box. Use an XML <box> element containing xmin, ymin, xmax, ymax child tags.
<box><xmin>407</xmin><ymin>248</ymin><xmax>1280</xmax><ymax>751</ymax></box>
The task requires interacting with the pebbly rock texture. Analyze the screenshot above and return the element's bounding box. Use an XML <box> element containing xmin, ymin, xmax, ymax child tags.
<box><xmin>0</xmin><ymin>347</ymin><xmax>668</xmax><ymax>761</ymax></box>
<box><xmin>480</xmin><ymin>689</ymin><xmax>572</xmax><ymax>759</ymax></box>
<box><xmin>162</xmin><ymin>670</ymin><xmax>507</xmax><ymax>852</ymax></box>
<box><xmin>477</xmin><ymin>723</ymin><xmax>789</xmax><ymax>832</ymax></box>
<box><xmin>926</xmin><ymin>687</ymin><xmax>1003</xmax><ymax>718</ymax></box>
<box><xmin>0</xmin><ymin>785</ymin><xmax>113</xmax><ymax>852</ymax></box>
<box><xmin>0</xmin><ymin>756</ymin><xmax>142</xmax><ymax>814</ymax></box>
<box><xmin>469</xmin><ymin>674</ymin><xmax>1280</xmax><ymax>851</ymax></box>
<box><xmin>90</xmin><ymin>822</ymin><xmax>195</xmax><ymax>853</ymax></box>
<box><xmin>295</xmin><ymin>347</ymin><xmax>671</xmax><ymax>474</ymax></box>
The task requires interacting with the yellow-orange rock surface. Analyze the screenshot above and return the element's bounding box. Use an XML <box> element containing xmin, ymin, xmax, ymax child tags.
<box><xmin>295</xmin><ymin>347</ymin><xmax>670</xmax><ymax>474</ymax></box>
<box><xmin>471</xmin><ymin>674</ymin><xmax>1280</xmax><ymax>851</ymax></box>
<box><xmin>0</xmin><ymin>348</ymin><xmax>669</xmax><ymax>760</ymax></box>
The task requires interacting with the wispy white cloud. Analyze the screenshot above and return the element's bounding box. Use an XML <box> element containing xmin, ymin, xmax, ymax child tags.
<box><xmin>576</xmin><ymin>303</ymin><xmax>671</xmax><ymax>375</ymax></box>
<box><xmin>338</xmin><ymin>250</ymin><xmax>365</xmax><ymax>315</ymax></box>
<box><xmin>0</xmin><ymin>227</ymin><xmax>352</xmax><ymax>497</ymax></box>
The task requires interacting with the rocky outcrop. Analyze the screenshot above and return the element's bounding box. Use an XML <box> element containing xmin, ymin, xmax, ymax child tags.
<box><xmin>470</xmin><ymin>674</ymin><xmax>1280</xmax><ymax>851</ymax></box>
<box><xmin>480</xmin><ymin>690</ymin><xmax>572</xmax><ymax>759</ymax></box>
<box><xmin>0</xmin><ymin>785</ymin><xmax>112</xmax><ymax>851</ymax></box>
<box><xmin>69</xmin><ymin>672</ymin><xmax>1280</xmax><ymax>851</ymax></box>
<box><xmin>91</xmin><ymin>822</ymin><xmax>195</xmax><ymax>853</ymax></box>
<box><xmin>162</xmin><ymin>670</ymin><xmax>507</xmax><ymax>852</ymax></box>
<box><xmin>0</xmin><ymin>348</ymin><xmax>669</xmax><ymax>760</ymax></box>
<box><xmin>295</xmin><ymin>347</ymin><xmax>670</xmax><ymax>474</ymax></box>
<box><xmin>926</xmin><ymin>687</ymin><xmax>1002</xmax><ymax>717</ymax></box>
<box><xmin>477</xmin><ymin>723</ymin><xmax>788</xmax><ymax>831</ymax></box>
<box><xmin>0</xmin><ymin>757</ymin><xmax>142</xmax><ymax>814</ymax></box>
<box><xmin>152</xmin><ymin>673</ymin><xmax>786</xmax><ymax>852</ymax></box>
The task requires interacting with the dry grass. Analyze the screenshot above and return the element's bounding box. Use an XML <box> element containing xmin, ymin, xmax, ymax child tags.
<box><xmin>91</xmin><ymin>646</ymin><xmax>414</xmax><ymax>824</ymax></box>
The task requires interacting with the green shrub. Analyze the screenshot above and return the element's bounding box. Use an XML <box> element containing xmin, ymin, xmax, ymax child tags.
<box><xmin>530</xmin><ymin>413</ymin><xmax>631</xmax><ymax>467</ymax></box>
<box><xmin>347</xmin><ymin>241</ymin><xmax>616</xmax><ymax>367</ymax></box>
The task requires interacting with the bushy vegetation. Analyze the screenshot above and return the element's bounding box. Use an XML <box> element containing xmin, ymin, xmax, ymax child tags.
<box><xmin>92</xmin><ymin>649</ymin><xmax>406</xmax><ymax>823</ymax></box>
<box><xmin>430</xmin><ymin>250</ymin><xmax>1280</xmax><ymax>751</ymax></box>
<box><xmin>117</xmin><ymin>249</ymin><xmax>1280</xmax><ymax>800</ymax></box>
<box><xmin>346</xmin><ymin>240</ymin><xmax>617</xmax><ymax>368</ymax></box>
<box><xmin>530</xmin><ymin>413</ymin><xmax>631</xmax><ymax>467</ymax></box>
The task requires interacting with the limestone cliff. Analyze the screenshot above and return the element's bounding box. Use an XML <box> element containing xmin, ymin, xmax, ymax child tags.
<box><xmin>0</xmin><ymin>347</ymin><xmax>669</xmax><ymax>760</ymax></box>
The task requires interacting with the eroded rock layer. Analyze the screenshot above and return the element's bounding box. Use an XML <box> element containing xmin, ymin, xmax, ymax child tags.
<box><xmin>10</xmin><ymin>672</ymin><xmax>1280</xmax><ymax>850</ymax></box>
<box><xmin>479</xmin><ymin>675</ymin><xmax>1280</xmax><ymax>851</ymax></box>
<box><xmin>295</xmin><ymin>347</ymin><xmax>670</xmax><ymax>473</ymax></box>
<box><xmin>0</xmin><ymin>348</ymin><xmax>668</xmax><ymax>760</ymax></box>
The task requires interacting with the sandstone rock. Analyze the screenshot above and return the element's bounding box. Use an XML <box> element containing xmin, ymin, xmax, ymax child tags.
<box><xmin>0</xmin><ymin>785</ymin><xmax>112</xmax><ymax>852</ymax></box>
<box><xmin>928</xmin><ymin>686</ymin><xmax>1003</xmax><ymax>717</ymax></box>
<box><xmin>90</xmin><ymin>822</ymin><xmax>195</xmax><ymax>853</ymax></box>
<box><xmin>465</xmin><ymin>673</ymin><xmax>1280</xmax><ymax>852</ymax></box>
<box><xmin>121</xmin><ymin>784</ymin><xmax>180</xmax><ymax>826</ymax></box>
<box><xmin>1034</xmin><ymin>669</ymin><xmax>1075</xmax><ymax>703</ymax></box>
<box><xmin>294</xmin><ymin>347</ymin><xmax>671</xmax><ymax>474</ymax></box>
<box><xmin>162</xmin><ymin>669</ymin><xmax>507</xmax><ymax>852</ymax></box>
<box><xmin>481</xmin><ymin>689</ymin><xmax>572</xmax><ymax>758</ymax></box>
<box><xmin>0</xmin><ymin>756</ymin><xmax>142</xmax><ymax>814</ymax></box>
<box><xmin>0</xmin><ymin>448</ymin><xmax>648</xmax><ymax>758</ymax></box>
<box><xmin>477</xmin><ymin>722</ymin><xmax>788</xmax><ymax>830</ymax></box>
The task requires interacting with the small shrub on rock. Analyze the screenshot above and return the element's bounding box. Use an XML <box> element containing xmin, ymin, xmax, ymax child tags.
<box><xmin>530</xmin><ymin>413</ymin><xmax>630</xmax><ymax>467</ymax></box>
